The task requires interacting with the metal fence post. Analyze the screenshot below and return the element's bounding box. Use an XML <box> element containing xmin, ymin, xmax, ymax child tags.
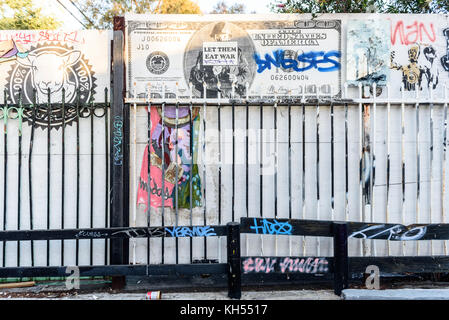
<box><xmin>333</xmin><ymin>222</ymin><xmax>349</xmax><ymax>296</ymax></box>
<box><xmin>227</xmin><ymin>222</ymin><xmax>241</xmax><ymax>299</ymax></box>
<box><xmin>110</xmin><ymin>16</ymin><xmax>129</xmax><ymax>290</ymax></box>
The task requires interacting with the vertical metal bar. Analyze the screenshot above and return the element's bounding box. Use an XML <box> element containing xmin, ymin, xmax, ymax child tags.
<box><xmin>429</xmin><ymin>86</ymin><xmax>434</xmax><ymax>255</ymax></box>
<box><xmin>201</xmin><ymin>84</ymin><xmax>207</xmax><ymax>260</ymax></box>
<box><xmin>226</xmin><ymin>222</ymin><xmax>241</xmax><ymax>300</ymax></box>
<box><xmin>415</xmin><ymin>87</ymin><xmax>421</xmax><ymax>255</ymax></box>
<box><xmin>287</xmin><ymin>96</ymin><xmax>292</xmax><ymax>256</ymax></box>
<box><xmin>400</xmin><ymin>84</ymin><xmax>406</xmax><ymax>256</ymax></box>
<box><xmin>442</xmin><ymin>85</ymin><xmax>448</xmax><ymax>255</ymax></box>
<box><xmin>231</xmin><ymin>80</ymin><xmax>237</xmax><ymax>256</ymax></box>
<box><xmin>147</xmin><ymin>86</ymin><xmax>151</xmax><ymax>266</ymax></box>
<box><xmin>17</xmin><ymin>89</ymin><xmax>23</xmax><ymax>267</ymax></box>
<box><xmin>244</xmin><ymin>85</ymin><xmax>249</xmax><ymax>257</ymax></box>
<box><xmin>259</xmin><ymin>94</ymin><xmax>263</xmax><ymax>256</ymax></box>
<box><xmin>2</xmin><ymin>90</ymin><xmax>7</xmax><ymax>267</ymax></box>
<box><xmin>61</xmin><ymin>88</ymin><xmax>66</xmax><ymax>266</ymax></box>
<box><xmin>330</xmin><ymin>90</ymin><xmax>335</xmax><ymax>221</ymax></box>
<box><xmin>315</xmin><ymin>90</ymin><xmax>320</xmax><ymax>256</ymax></box>
<box><xmin>274</xmin><ymin>93</ymin><xmax>278</xmax><ymax>256</ymax></box>
<box><xmin>75</xmin><ymin>89</ymin><xmax>80</xmax><ymax>266</ymax></box>
<box><xmin>28</xmin><ymin>89</ymin><xmax>36</xmax><ymax>267</ymax></box>
<box><xmin>132</xmin><ymin>89</ymin><xmax>137</xmax><ymax>265</ymax></box>
<box><xmin>386</xmin><ymin>85</ymin><xmax>391</xmax><ymax>256</ymax></box>
<box><xmin>370</xmin><ymin>84</ymin><xmax>376</xmax><ymax>256</ymax></box>
<box><xmin>189</xmin><ymin>99</ymin><xmax>193</xmax><ymax>263</ymax></box>
<box><xmin>46</xmin><ymin>88</ymin><xmax>51</xmax><ymax>266</ymax></box>
<box><xmin>175</xmin><ymin>97</ymin><xmax>179</xmax><ymax>264</ymax></box>
<box><xmin>104</xmin><ymin>88</ymin><xmax>109</xmax><ymax>266</ymax></box>
<box><xmin>301</xmin><ymin>91</ymin><xmax>306</xmax><ymax>256</ymax></box>
<box><xmin>333</xmin><ymin>222</ymin><xmax>349</xmax><ymax>296</ymax></box>
<box><xmin>359</xmin><ymin>83</ymin><xmax>367</xmax><ymax>256</ymax></box>
<box><xmin>217</xmin><ymin>84</ymin><xmax>222</xmax><ymax>262</ymax></box>
<box><xmin>232</xmin><ymin>94</ymin><xmax>235</xmax><ymax>223</ymax></box>
<box><xmin>343</xmin><ymin>85</ymin><xmax>349</xmax><ymax>221</ymax></box>
<box><xmin>90</xmin><ymin>90</ymin><xmax>94</xmax><ymax>265</ymax></box>
<box><xmin>161</xmin><ymin>90</ymin><xmax>165</xmax><ymax>265</ymax></box>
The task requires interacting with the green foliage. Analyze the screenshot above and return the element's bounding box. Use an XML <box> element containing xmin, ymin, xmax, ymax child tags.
<box><xmin>210</xmin><ymin>1</ymin><xmax>246</xmax><ymax>13</ymax></box>
<box><xmin>74</xmin><ymin>0</ymin><xmax>201</xmax><ymax>29</ymax></box>
<box><xmin>158</xmin><ymin>0</ymin><xmax>201</xmax><ymax>14</ymax></box>
<box><xmin>0</xmin><ymin>0</ymin><xmax>61</xmax><ymax>30</ymax></box>
<box><xmin>271</xmin><ymin>0</ymin><xmax>449</xmax><ymax>14</ymax></box>
<box><xmin>72</xmin><ymin>0</ymin><xmax>156</xmax><ymax>29</ymax></box>
<box><xmin>384</xmin><ymin>0</ymin><xmax>449</xmax><ymax>13</ymax></box>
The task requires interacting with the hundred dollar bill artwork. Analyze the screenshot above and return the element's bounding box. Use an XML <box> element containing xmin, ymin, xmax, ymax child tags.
<box><xmin>125</xmin><ymin>14</ymin><xmax>342</xmax><ymax>99</ymax></box>
<box><xmin>136</xmin><ymin>106</ymin><xmax>202</xmax><ymax>209</ymax></box>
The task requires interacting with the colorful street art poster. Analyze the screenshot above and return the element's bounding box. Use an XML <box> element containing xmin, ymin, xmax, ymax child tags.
<box><xmin>125</xmin><ymin>14</ymin><xmax>342</xmax><ymax>100</ymax></box>
<box><xmin>346</xmin><ymin>19</ymin><xmax>390</xmax><ymax>86</ymax></box>
<box><xmin>137</xmin><ymin>106</ymin><xmax>202</xmax><ymax>209</ymax></box>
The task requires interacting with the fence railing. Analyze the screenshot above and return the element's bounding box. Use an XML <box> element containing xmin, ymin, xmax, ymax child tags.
<box><xmin>1</xmin><ymin>217</ymin><xmax>449</xmax><ymax>298</ymax></box>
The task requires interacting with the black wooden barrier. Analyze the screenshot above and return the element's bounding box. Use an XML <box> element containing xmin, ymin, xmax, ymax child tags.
<box><xmin>333</xmin><ymin>222</ymin><xmax>349</xmax><ymax>295</ymax></box>
<box><xmin>111</xmin><ymin>15</ymin><xmax>130</xmax><ymax>289</ymax></box>
<box><xmin>239</xmin><ymin>217</ymin><xmax>449</xmax><ymax>297</ymax></box>
<box><xmin>239</xmin><ymin>217</ymin><xmax>349</xmax><ymax>296</ymax></box>
<box><xmin>0</xmin><ymin>222</ymin><xmax>238</xmax><ymax>297</ymax></box>
<box><xmin>1</xmin><ymin>217</ymin><xmax>449</xmax><ymax>298</ymax></box>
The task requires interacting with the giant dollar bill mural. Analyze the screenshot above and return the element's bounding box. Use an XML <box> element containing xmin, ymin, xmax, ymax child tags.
<box><xmin>125</xmin><ymin>14</ymin><xmax>342</xmax><ymax>99</ymax></box>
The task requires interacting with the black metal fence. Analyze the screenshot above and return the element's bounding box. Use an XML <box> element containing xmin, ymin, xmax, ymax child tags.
<box><xmin>0</xmin><ymin>87</ymin><xmax>110</xmax><ymax>278</ymax></box>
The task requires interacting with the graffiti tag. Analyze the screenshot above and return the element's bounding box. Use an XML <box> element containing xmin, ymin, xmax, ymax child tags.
<box><xmin>279</xmin><ymin>257</ymin><xmax>329</xmax><ymax>274</ymax></box>
<box><xmin>164</xmin><ymin>226</ymin><xmax>216</xmax><ymax>237</ymax></box>
<box><xmin>391</xmin><ymin>20</ymin><xmax>436</xmax><ymax>45</ymax></box>
<box><xmin>242</xmin><ymin>257</ymin><xmax>277</xmax><ymax>274</ymax></box>
<box><xmin>253</xmin><ymin>49</ymin><xmax>341</xmax><ymax>74</ymax></box>
<box><xmin>110</xmin><ymin>227</ymin><xmax>166</xmax><ymax>238</ymax></box>
<box><xmin>249</xmin><ymin>218</ymin><xmax>292</xmax><ymax>235</ymax></box>
<box><xmin>112</xmin><ymin>116</ymin><xmax>123</xmax><ymax>166</ymax></box>
<box><xmin>349</xmin><ymin>224</ymin><xmax>427</xmax><ymax>241</ymax></box>
<box><xmin>242</xmin><ymin>257</ymin><xmax>329</xmax><ymax>274</ymax></box>
<box><xmin>75</xmin><ymin>231</ymin><xmax>108</xmax><ymax>238</ymax></box>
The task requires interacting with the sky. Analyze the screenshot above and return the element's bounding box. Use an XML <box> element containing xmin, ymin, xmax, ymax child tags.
<box><xmin>43</xmin><ymin>0</ymin><xmax>275</xmax><ymax>30</ymax></box>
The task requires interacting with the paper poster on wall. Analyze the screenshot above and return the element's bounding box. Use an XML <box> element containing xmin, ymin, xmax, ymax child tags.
<box><xmin>136</xmin><ymin>106</ymin><xmax>202</xmax><ymax>209</ymax></box>
<box><xmin>346</xmin><ymin>19</ymin><xmax>390</xmax><ymax>86</ymax></box>
<box><xmin>389</xmin><ymin>16</ymin><xmax>446</xmax><ymax>98</ymax></box>
<box><xmin>125</xmin><ymin>14</ymin><xmax>342</xmax><ymax>100</ymax></box>
<box><xmin>0</xmin><ymin>30</ymin><xmax>111</xmax><ymax>128</ymax></box>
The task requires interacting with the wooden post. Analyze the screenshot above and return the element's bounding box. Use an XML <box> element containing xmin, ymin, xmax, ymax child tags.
<box><xmin>333</xmin><ymin>222</ymin><xmax>349</xmax><ymax>296</ymax></box>
<box><xmin>227</xmin><ymin>222</ymin><xmax>241</xmax><ymax>299</ymax></box>
<box><xmin>110</xmin><ymin>16</ymin><xmax>128</xmax><ymax>290</ymax></box>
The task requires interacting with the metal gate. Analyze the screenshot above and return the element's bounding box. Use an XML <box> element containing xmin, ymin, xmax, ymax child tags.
<box><xmin>0</xmin><ymin>87</ymin><xmax>110</xmax><ymax>277</ymax></box>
